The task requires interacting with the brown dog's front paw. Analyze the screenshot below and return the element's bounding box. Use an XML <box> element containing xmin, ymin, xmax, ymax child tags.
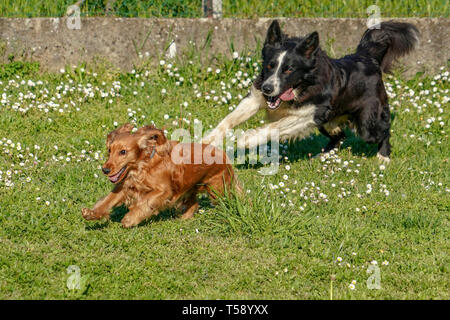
<box><xmin>82</xmin><ymin>208</ymin><xmax>97</xmax><ymax>220</ymax></box>
<box><xmin>121</xmin><ymin>214</ymin><xmax>138</xmax><ymax>228</ymax></box>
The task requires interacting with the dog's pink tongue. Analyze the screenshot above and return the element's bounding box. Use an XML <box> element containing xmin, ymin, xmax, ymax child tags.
<box><xmin>108</xmin><ymin>172</ymin><xmax>120</xmax><ymax>183</ymax></box>
<box><xmin>280</xmin><ymin>88</ymin><xmax>295</xmax><ymax>101</ymax></box>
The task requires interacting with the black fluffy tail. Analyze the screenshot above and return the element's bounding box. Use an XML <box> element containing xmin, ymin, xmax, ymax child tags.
<box><xmin>357</xmin><ymin>21</ymin><xmax>419</xmax><ymax>73</ymax></box>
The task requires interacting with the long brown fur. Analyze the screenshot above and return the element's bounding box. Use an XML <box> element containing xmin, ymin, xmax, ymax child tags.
<box><xmin>82</xmin><ymin>123</ymin><xmax>239</xmax><ymax>228</ymax></box>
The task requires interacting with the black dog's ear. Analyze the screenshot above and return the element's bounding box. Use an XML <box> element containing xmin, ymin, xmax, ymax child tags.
<box><xmin>106</xmin><ymin>123</ymin><xmax>134</xmax><ymax>147</ymax></box>
<box><xmin>265</xmin><ymin>20</ymin><xmax>283</xmax><ymax>46</ymax></box>
<box><xmin>297</xmin><ymin>31</ymin><xmax>319</xmax><ymax>58</ymax></box>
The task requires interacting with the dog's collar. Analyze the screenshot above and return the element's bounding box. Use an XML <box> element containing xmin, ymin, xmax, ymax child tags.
<box><xmin>149</xmin><ymin>147</ymin><xmax>156</xmax><ymax>160</ymax></box>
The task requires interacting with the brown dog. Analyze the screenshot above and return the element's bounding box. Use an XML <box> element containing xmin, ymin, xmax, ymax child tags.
<box><xmin>82</xmin><ymin>124</ymin><xmax>239</xmax><ymax>228</ymax></box>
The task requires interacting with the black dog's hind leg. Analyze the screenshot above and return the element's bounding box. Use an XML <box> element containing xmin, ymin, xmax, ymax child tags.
<box><xmin>357</xmin><ymin>101</ymin><xmax>391</xmax><ymax>162</ymax></box>
<box><xmin>377</xmin><ymin>136</ymin><xmax>391</xmax><ymax>162</ymax></box>
<box><xmin>319</xmin><ymin>127</ymin><xmax>346</xmax><ymax>153</ymax></box>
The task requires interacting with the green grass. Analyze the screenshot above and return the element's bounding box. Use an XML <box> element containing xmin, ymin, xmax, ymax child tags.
<box><xmin>0</xmin><ymin>0</ymin><xmax>448</xmax><ymax>18</ymax></box>
<box><xmin>0</xmin><ymin>49</ymin><xmax>448</xmax><ymax>299</ymax></box>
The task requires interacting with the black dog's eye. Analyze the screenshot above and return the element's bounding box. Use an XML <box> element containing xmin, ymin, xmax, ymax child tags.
<box><xmin>267</xmin><ymin>64</ymin><xmax>274</xmax><ymax>70</ymax></box>
<box><xmin>119</xmin><ymin>150</ymin><xmax>126</xmax><ymax>155</ymax></box>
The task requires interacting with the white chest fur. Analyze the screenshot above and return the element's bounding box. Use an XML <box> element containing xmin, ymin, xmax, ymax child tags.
<box><xmin>265</xmin><ymin>102</ymin><xmax>317</xmax><ymax>123</ymax></box>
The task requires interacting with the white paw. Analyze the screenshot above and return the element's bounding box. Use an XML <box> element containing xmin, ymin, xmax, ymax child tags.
<box><xmin>377</xmin><ymin>153</ymin><xmax>391</xmax><ymax>163</ymax></box>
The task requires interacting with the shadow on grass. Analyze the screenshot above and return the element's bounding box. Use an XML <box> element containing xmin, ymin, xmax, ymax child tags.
<box><xmin>85</xmin><ymin>221</ymin><xmax>110</xmax><ymax>231</ymax></box>
<box><xmin>110</xmin><ymin>205</ymin><xmax>128</xmax><ymax>222</ymax></box>
<box><xmin>284</xmin><ymin>113</ymin><xmax>397</xmax><ymax>162</ymax></box>
<box><xmin>110</xmin><ymin>204</ymin><xmax>180</xmax><ymax>227</ymax></box>
<box><xmin>285</xmin><ymin>130</ymin><xmax>381</xmax><ymax>162</ymax></box>
<box><xmin>85</xmin><ymin>197</ymin><xmax>214</xmax><ymax>229</ymax></box>
<box><xmin>139</xmin><ymin>195</ymin><xmax>214</xmax><ymax>227</ymax></box>
<box><xmin>235</xmin><ymin>128</ymin><xmax>384</xmax><ymax>170</ymax></box>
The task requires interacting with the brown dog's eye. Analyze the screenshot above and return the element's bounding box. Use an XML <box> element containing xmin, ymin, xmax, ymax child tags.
<box><xmin>152</xmin><ymin>135</ymin><xmax>158</xmax><ymax>140</ymax></box>
<box><xmin>119</xmin><ymin>150</ymin><xmax>126</xmax><ymax>155</ymax></box>
<box><xmin>108</xmin><ymin>149</ymin><xmax>111</xmax><ymax>153</ymax></box>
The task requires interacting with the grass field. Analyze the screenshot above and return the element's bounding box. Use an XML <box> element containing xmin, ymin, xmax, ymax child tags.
<box><xmin>0</xmin><ymin>47</ymin><xmax>448</xmax><ymax>299</ymax></box>
<box><xmin>0</xmin><ymin>0</ymin><xmax>448</xmax><ymax>18</ymax></box>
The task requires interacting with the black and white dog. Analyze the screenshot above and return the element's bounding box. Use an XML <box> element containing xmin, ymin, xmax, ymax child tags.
<box><xmin>203</xmin><ymin>20</ymin><xmax>419</xmax><ymax>162</ymax></box>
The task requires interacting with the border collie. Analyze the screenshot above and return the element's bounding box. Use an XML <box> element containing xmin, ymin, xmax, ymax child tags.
<box><xmin>203</xmin><ymin>20</ymin><xmax>419</xmax><ymax>162</ymax></box>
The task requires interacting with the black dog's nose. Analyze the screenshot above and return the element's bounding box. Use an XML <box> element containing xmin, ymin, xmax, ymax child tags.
<box><xmin>102</xmin><ymin>167</ymin><xmax>111</xmax><ymax>175</ymax></box>
<box><xmin>262</xmin><ymin>83</ymin><xmax>274</xmax><ymax>95</ymax></box>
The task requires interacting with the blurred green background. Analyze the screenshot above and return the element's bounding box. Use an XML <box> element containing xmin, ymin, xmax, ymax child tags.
<box><xmin>0</xmin><ymin>0</ymin><xmax>448</xmax><ymax>18</ymax></box>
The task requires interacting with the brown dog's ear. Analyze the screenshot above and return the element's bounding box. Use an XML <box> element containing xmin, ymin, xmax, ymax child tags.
<box><xmin>135</xmin><ymin>124</ymin><xmax>156</xmax><ymax>135</ymax></box>
<box><xmin>137</xmin><ymin>128</ymin><xmax>171</xmax><ymax>155</ymax></box>
<box><xmin>107</xmin><ymin>123</ymin><xmax>134</xmax><ymax>147</ymax></box>
<box><xmin>136</xmin><ymin>127</ymin><xmax>165</xmax><ymax>148</ymax></box>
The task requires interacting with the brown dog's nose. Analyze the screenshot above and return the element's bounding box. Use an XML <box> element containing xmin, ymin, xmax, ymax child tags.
<box><xmin>102</xmin><ymin>167</ymin><xmax>111</xmax><ymax>175</ymax></box>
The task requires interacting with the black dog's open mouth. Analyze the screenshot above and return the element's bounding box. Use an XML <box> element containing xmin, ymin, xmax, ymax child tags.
<box><xmin>266</xmin><ymin>88</ymin><xmax>295</xmax><ymax>110</ymax></box>
<box><xmin>108</xmin><ymin>165</ymin><xmax>127</xmax><ymax>183</ymax></box>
